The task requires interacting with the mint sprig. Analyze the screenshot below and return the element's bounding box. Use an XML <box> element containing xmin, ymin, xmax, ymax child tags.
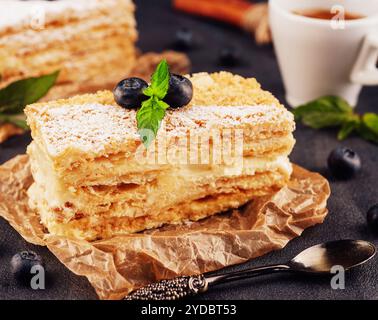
<box><xmin>293</xmin><ymin>96</ymin><xmax>378</xmax><ymax>144</ymax></box>
<box><xmin>0</xmin><ymin>70</ymin><xmax>59</xmax><ymax>129</ymax></box>
<box><xmin>137</xmin><ymin>60</ymin><xmax>170</xmax><ymax>147</ymax></box>
<box><xmin>359</xmin><ymin>113</ymin><xmax>378</xmax><ymax>144</ymax></box>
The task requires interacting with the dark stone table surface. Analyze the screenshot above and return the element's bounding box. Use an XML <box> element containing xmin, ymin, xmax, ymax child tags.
<box><xmin>1</xmin><ymin>0</ymin><xmax>378</xmax><ymax>300</ymax></box>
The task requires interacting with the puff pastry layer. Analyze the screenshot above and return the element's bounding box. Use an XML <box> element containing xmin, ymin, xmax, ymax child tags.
<box><xmin>25</xmin><ymin>72</ymin><xmax>296</xmax><ymax>240</ymax></box>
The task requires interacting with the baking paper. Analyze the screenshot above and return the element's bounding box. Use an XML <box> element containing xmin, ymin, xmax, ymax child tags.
<box><xmin>0</xmin><ymin>155</ymin><xmax>330</xmax><ymax>300</ymax></box>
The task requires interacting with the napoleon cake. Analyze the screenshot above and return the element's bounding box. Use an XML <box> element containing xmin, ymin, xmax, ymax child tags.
<box><xmin>0</xmin><ymin>0</ymin><xmax>137</xmax><ymax>100</ymax></box>
<box><xmin>25</xmin><ymin>72</ymin><xmax>295</xmax><ymax>241</ymax></box>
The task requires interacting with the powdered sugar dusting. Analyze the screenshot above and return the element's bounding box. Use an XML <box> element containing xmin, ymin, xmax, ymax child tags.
<box><xmin>0</xmin><ymin>0</ymin><xmax>135</xmax><ymax>34</ymax></box>
<box><xmin>0</xmin><ymin>0</ymin><xmax>95</xmax><ymax>30</ymax></box>
<box><xmin>37</xmin><ymin>103</ymin><xmax>138</xmax><ymax>155</ymax></box>
<box><xmin>34</xmin><ymin>103</ymin><xmax>293</xmax><ymax>157</ymax></box>
<box><xmin>26</xmin><ymin>72</ymin><xmax>295</xmax><ymax>159</ymax></box>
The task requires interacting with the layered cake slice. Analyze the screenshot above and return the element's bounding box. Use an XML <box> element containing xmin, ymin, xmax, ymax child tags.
<box><xmin>25</xmin><ymin>72</ymin><xmax>295</xmax><ymax>240</ymax></box>
<box><xmin>0</xmin><ymin>0</ymin><xmax>137</xmax><ymax>100</ymax></box>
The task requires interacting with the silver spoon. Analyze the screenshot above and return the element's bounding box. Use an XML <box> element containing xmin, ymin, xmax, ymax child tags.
<box><xmin>125</xmin><ymin>240</ymin><xmax>376</xmax><ymax>300</ymax></box>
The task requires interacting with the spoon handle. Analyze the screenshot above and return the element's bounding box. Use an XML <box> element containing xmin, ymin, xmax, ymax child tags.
<box><xmin>206</xmin><ymin>264</ymin><xmax>291</xmax><ymax>286</ymax></box>
<box><xmin>124</xmin><ymin>274</ymin><xmax>208</xmax><ymax>300</ymax></box>
<box><xmin>125</xmin><ymin>264</ymin><xmax>290</xmax><ymax>300</ymax></box>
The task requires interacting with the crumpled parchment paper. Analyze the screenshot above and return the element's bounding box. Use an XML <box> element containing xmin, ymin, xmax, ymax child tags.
<box><xmin>0</xmin><ymin>155</ymin><xmax>330</xmax><ymax>300</ymax></box>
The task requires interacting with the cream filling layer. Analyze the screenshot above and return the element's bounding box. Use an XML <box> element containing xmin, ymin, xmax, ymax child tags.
<box><xmin>28</xmin><ymin>141</ymin><xmax>292</xmax><ymax>218</ymax></box>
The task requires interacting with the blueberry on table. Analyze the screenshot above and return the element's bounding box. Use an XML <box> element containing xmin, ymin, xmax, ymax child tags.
<box><xmin>219</xmin><ymin>46</ymin><xmax>240</xmax><ymax>66</ymax></box>
<box><xmin>113</xmin><ymin>77</ymin><xmax>149</xmax><ymax>109</ymax></box>
<box><xmin>367</xmin><ymin>204</ymin><xmax>378</xmax><ymax>233</ymax></box>
<box><xmin>164</xmin><ymin>74</ymin><xmax>193</xmax><ymax>108</ymax></box>
<box><xmin>174</xmin><ymin>27</ymin><xmax>193</xmax><ymax>50</ymax></box>
<box><xmin>327</xmin><ymin>147</ymin><xmax>361</xmax><ymax>179</ymax></box>
<box><xmin>10</xmin><ymin>250</ymin><xmax>44</xmax><ymax>284</ymax></box>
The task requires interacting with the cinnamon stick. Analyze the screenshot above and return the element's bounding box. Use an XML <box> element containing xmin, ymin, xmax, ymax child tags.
<box><xmin>173</xmin><ymin>0</ymin><xmax>271</xmax><ymax>45</ymax></box>
<box><xmin>174</xmin><ymin>0</ymin><xmax>252</xmax><ymax>27</ymax></box>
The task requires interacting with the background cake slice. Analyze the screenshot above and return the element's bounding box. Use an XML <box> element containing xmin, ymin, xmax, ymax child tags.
<box><xmin>0</xmin><ymin>0</ymin><xmax>137</xmax><ymax>100</ymax></box>
<box><xmin>25</xmin><ymin>72</ymin><xmax>296</xmax><ymax>240</ymax></box>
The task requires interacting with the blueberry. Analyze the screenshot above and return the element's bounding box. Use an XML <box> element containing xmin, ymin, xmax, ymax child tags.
<box><xmin>174</xmin><ymin>27</ymin><xmax>193</xmax><ymax>50</ymax></box>
<box><xmin>367</xmin><ymin>204</ymin><xmax>378</xmax><ymax>233</ymax></box>
<box><xmin>10</xmin><ymin>250</ymin><xmax>44</xmax><ymax>284</ymax></box>
<box><xmin>219</xmin><ymin>46</ymin><xmax>240</xmax><ymax>66</ymax></box>
<box><xmin>113</xmin><ymin>77</ymin><xmax>149</xmax><ymax>109</ymax></box>
<box><xmin>164</xmin><ymin>74</ymin><xmax>193</xmax><ymax>108</ymax></box>
<box><xmin>327</xmin><ymin>147</ymin><xmax>361</xmax><ymax>179</ymax></box>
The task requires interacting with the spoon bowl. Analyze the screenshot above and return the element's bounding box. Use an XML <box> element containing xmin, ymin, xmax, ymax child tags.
<box><xmin>289</xmin><ymin>240</ymin><xmax>376</xmax><ymax>274</ymax></box>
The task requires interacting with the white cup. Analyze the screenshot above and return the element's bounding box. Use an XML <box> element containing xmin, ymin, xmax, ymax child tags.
<box><xmin>269</xmin><ymin>0</ymin><xmax>378</xmax><ymax>107</ymax></box>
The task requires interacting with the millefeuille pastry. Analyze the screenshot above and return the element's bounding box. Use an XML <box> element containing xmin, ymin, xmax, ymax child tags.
<box><xmin>25</xmin><ymin>72</ymin><xmax>296</xmax><ymax>240</ymax></box>
<box><xmin>0</xmin><ymin>0</ymin><xmax>137</xmax><ymax>100</ymax></box>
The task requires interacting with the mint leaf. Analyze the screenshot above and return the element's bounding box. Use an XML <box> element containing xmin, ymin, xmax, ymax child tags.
<box><xmin>0</xmin><ymin>71</ymin><xmax>59</xmax><ymax>114</ymax></box>
<box><xmin>362</xmin><ymin>113</ymin><xmax>378</xmax><ymax>133</ymax></box>
<box><xmin>147</xmin><ymin>59</ymin><xmax>170</xmax><ymax>99</ymax></box>
<box><xmin>293</xmin><ymin>95</ymin><xmax>378</xmax><ymax>145</ymax></box>
<box><xmin>137</xmin><ymin>97</ymin><xmax>166</xmax><ymax>148</ymax></box>
<box><xmin>358</xmin><ymin>113</ymin><xmax>378</xmax><ymax>144</ymax></box>
<box><xmin>293</xmin><ymin>96</ymin><xmax>354</xmax><ymax>129</ymax></box>
<box><xmin>294</xmin><ymin>96</ymin><xmax>353</xmax><ymax>118</ymax></box>
<box><xmin>156</xmin><ymin>99</ymin><xmax>170</xmax><ymax>110</ymax></box>
<box><xmin>299</xmin><ymin>112</ymin><xmax>351</xmax><ymax>129</ymax></box>
<box><xmin>137</xmin><ymin>60</ymin><xmax>171</xmax><ymax>147</ymax></box>
<box><xmin>337</xmin><ymin>117</ymin><xmax>360</xmax><ymax>140</ymax></box>
<box><xmin>143</xmin><ymin>86</ymin><xmax>155</xmax><ymax>97</ymax></box>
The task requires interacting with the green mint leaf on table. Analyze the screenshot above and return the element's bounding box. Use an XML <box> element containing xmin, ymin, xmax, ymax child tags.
<box><xmin>293</xmin><ymin>96</ymin><xmax>378</xmax><ymax>144</ymax></box>
<box><xmin>137</xmin><ymin>60</ymin><xmax>170</xmax><ymax>147</ymax></box>
<box><xmin>337</xmin><ymin>118</ymin><xmax>360</xmax><ymax>140</ymax></box>
<box><xmin>358</xmin><ymin>113</ymin><xmax>378</xmax><ymax>144</ymax></box>
<box><xmin>0</xmin><ymin>71</ymin><xmax>59</xmax><ymax>115</ymax></box>
<box><xmin>293</xmin><ymin>96</ymin><xmax>354</xmax><ymax>129</ymax></box>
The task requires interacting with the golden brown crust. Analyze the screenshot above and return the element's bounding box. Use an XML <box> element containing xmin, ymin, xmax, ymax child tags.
<box><xmin>25</xmin><ymin>71</ymin><xmax>296</xmax><ymax>240</ymax></box>
<box><xmin>33</xmin><ymin>183</ymin><xmax>286</xmax><ymax>241</ymax></box>
<box><xmin>25</xmin><ymin>72</ymin><xmax>295</xmax><ymax>170</ymax></box>
<box><xmin>28</xmin><ymin>154</ymin><xmax>291</xmax><ymax>219</ymax></box>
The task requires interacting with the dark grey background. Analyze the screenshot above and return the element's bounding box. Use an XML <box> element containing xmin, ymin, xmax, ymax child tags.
<box><xmin>1</xmin><ymin>0</ymin><xmax>378</xmax><ymax>300</ymax></box>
